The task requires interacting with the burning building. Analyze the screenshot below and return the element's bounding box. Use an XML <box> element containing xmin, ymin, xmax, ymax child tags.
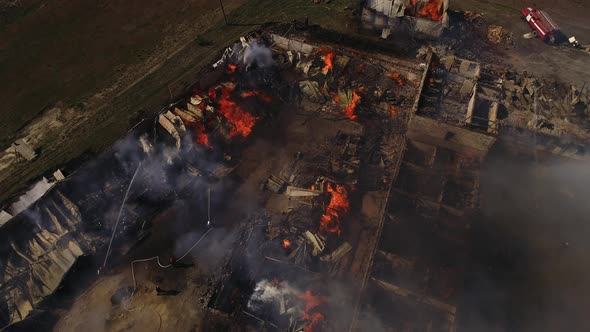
<box><xmin>2</xmin><ymin>16</ymin><xmax>590</xmax><ymax>332</ymax></box>
<box><xmin>203</xmin><ymin>29</ymin><xmax>467</xmax><ymax>332</ymax></box>
<box><xmin>362</xmin><ymin>0</ymin><xmax>450</xmax><ymax>38</ymax></box>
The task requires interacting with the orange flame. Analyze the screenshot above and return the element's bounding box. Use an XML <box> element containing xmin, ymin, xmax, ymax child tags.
<box><xmin>319</xmin><ymin>48</ymin><xmax>334</xmax><ymax>74</ymax></box>
<box><xmin>412</xmin><ymin>0</ymin><xmax>443</xmax><ymax>22</ymax></box>
<box><xmin>298</xmin><ymin>290</ymin><xmax>326</xmax><ymax>332</ymax></box>
<box><xmin>387</xmin><ymin>72</ymin><xmax>405</xmax><ymax>86</ymax></box>
<box><xmin>227</xmin><ymin>64</ymin><xmax>237</xmax><ymax>73</ymax></box>
<box><xmin>319</xmin><ymin>183</ymin><xmax>350</xmax><ymax>236</ymax></box>
<box><xmin>193</xmin><ymin>122</ymin><xmax>210</xmax><ymax>147</ymax></box>
<box><xmin>217</xmin><ymin>85</ymin><xmax>259</xmax><ymax>138</ymax></box>
<box><xmin>282</xmin><ymin>239</ymin><xmax>291</xmax><ymax>249</ymax></box>
<box><xmin>342</xmin><ymin>90</ymin><xmax>361</xmax><ymax>121</ymax></box>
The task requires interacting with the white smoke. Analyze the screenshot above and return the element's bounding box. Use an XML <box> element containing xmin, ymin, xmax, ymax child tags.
<box><xmin>9</xmin><ymin>177</ymin><xmax>54</xmax><ymax>215</ymax></box>
<box><xmin>247</xmin><ymin>279</ymin><xmax>297</xmax><ymax>310</ymax></box>
<box><xmin>243</xmin><ymin>41</ymin><xmax>274</xmax><ymax>69</ymax></box>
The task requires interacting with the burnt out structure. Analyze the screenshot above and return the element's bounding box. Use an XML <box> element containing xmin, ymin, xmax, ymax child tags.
<box><xmin>351</xmin><ymin>52</ymin><xmax>496</xmax><ymax>332</ymax></box>
<box><xmin>0</xmin><ymin>127</ymin><xmax>213</xmax><ymax>328</ymax></box>
<box><xmin>195</xmin><ymin>30</ymin><xmax>499</xmax><ymax>332</ymax></box>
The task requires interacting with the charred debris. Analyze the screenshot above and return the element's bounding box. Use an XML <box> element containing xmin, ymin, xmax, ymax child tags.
<box><xmin>1</xmin><ymin>21</ymin><xmax>589</xmax><ymax>332</ymax></box>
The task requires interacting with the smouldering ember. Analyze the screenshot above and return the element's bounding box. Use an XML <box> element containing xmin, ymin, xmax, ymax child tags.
<box><xmin>389</xmin><ymin>106</ymin><xmax>398</xmax><ymax>117</ymax></box>
<box><xmin>298</xmin><ymin>290</ymin><xmax>326</xmax><ymax>332</ymax></box>
<box><xmin>282</xmin><ymin>239</ymin><xmax>291</xmax><ymax>249</ymax></box>
<box><xmin>192</xmin><ymin>122</ymin><xmax>210</xmax><ymax>147</ymax></box>
<box><xmin>387</xmin><ymin>72</ymin><xmax>405</xmax><ymax>86</ymax></box>
<box><xmin>208</xmin><ymin>87</ymin><xmax>217</xmax><ymax>100</ymax></box>
<box><xmin>216</xmin><ymin>85</ymin><xmax>259</xmax><ymax>138</ymax></box>
<box><xmin>319</xmin><ymin>183</ymin><xmax>350</xmax><ymax>236</ymax></box>
<box><xmin>227</xmin><ymin>63</ymin><xmax>237</xmax><ymax>74</ymax></box>
<box><xmin>241</xmin><ymin>90</ymin><xmax>273</xmax><ymax>103</ymax></box>
<box><xmin>354</xmin><ymin>63</ymin><xmax>366</xmax><ymax>73</ymax></box>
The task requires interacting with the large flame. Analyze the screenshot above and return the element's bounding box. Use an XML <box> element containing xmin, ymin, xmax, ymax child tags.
<box><xmin>319</xmin><ymin>183</ymin><xmax>350</xmax><ymax>236</ymax></box>
<box><xmin>298</xmin><ymin>290</ymin><xmax>326</xmax><ymax>332</ymax></box>
<box><xmin>217</xmin><ymin>85</ymin><xmax>259</xmax><ymax>138</ymax></box>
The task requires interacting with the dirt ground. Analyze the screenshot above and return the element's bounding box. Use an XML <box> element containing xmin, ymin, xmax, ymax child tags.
<box><xmin>451</xmin><ymin>0</ymin><xmax>590</xmax><ymax>85</ymax></box>
<box><xmin>52</xmin><ymin>209</ymin><xmax>216</xmax><ymax>332</ymax></box>
<box><xmin>0</xmin><ymin>0</ymin><xmax>244</xmax><ymax>147</ymax></box>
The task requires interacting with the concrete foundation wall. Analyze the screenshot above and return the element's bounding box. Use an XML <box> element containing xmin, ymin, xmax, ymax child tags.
<box><xmin>271</xmin><ymin>34</ymin><xmax>315</xmax><ymax>55</ymax></box>
<box><xmin>408</xmin><ymin>116</ymin><xmax>496</xmax><ymax>158</ymax></box>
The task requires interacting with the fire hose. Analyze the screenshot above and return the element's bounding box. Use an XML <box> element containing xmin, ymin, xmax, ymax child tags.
<box><xmin>123</xmin><ymin>227</ymin><xmax>214</xmax><ymax>311</ymax></box>
<box><xmin>102</xmin><ymin>161</ymin><xmax>143</xmax><ymax>270</ymax></box>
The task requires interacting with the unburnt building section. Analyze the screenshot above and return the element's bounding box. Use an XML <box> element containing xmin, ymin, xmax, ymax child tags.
<box><xmin>362</xmin><ymin>0</ymin><xmax>450</xmax><ymax>38</ymax></box>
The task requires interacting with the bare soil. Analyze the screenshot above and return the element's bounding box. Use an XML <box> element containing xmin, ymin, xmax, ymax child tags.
<box><xmin>0</xmin><ymin>0</ymin><xmax>244</xmax><ymax>147</ymax></box>
<box><xmin>451</xmin><ymin>0</ymin><xmax>590</xmax><ymax>85</ymax></box>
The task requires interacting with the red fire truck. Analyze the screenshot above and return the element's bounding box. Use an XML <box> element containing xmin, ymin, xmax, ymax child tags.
<box><xmin>521</xmin><ymin>7</ymin><xmax>562</xmax><ymax>44</ymax></box>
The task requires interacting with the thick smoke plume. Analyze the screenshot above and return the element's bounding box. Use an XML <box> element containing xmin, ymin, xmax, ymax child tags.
<box><xmin>461</xmin><ymin>149</ymin><xmax>590</xmax><ymax>332</ymax></box>
<box><xmin>248</xmin><ymin>279</ymin><xmax>298</xmax><ymax>310</ymax></box>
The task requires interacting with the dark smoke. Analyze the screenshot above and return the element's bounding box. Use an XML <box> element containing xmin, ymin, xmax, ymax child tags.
<box><xmin>459</xmin><ymin>147</ymin><xmax>590</xmax><ymax>332</ymax></box>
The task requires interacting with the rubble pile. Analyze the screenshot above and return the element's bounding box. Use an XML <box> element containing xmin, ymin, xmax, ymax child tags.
<box><xmin>158</xmin><ymin>39</ymin><xmax>279</xmax><ymax>151</ymax></box>
<box><xmin>439</xmin><ymin>11</ymin><xmax>513</xmax><ymax>63</ymax></box>
<box><xmin>487</xmin><ymin>25</ymin><xmax>515</xmax><ymax>47</ymax></box>
<box><xmin>292</xmin><ymin>47</ymin><xmax>418</xmax><ymax>125</ymax></box>
<box><xmin>0</xmin><ymin>191</ymin><xmax>98</xmax><ymax>325</ymax></box>
<box><xmin>419</xmin><ymin>50</ymin><xmax>590</xmax><ymax>160</ymax></box>
<box><xmin>486</xmin><ymin>66</ymin><xmax>590</xmax><ymax>140</ymax></box>
<box><xmin>202</xmin><ymin>31</ymin><xmax>430</xmax><ymax>332</ymax></box>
